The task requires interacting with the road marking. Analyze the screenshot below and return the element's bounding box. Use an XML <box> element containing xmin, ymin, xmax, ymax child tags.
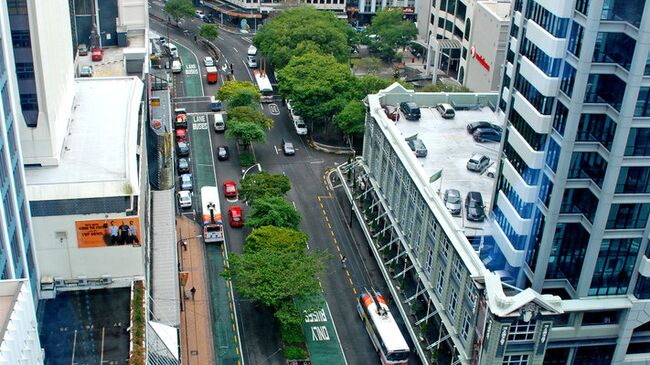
<box><xmin>233</xmin><ymin>48</ymin><xmax>239</xmax><ymax>53</ymax></box>
<box><xmin>269</xmin><ymin>103</ymin><xmax>280</xmax><ymax>115</ymax></box>
<box><xmin>218</xmin><ymin>36</ymin><xmax>224</xmax><ymax>41</ymax></box>
<box><xmin>274</xmin><ymin>146</ymin><xmax>279</xmax><ymax>154</ymax></box>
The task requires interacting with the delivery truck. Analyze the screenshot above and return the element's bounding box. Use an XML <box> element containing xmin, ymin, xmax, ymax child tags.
<box><xmin>206</xmin><ymin>66</ymin><xmax>218</xmax><ymax>84</ymax></box>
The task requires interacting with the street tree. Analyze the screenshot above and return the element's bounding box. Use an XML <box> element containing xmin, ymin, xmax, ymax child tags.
<box><xmin>239</xmin><ymin>172</ymin><xmax>291</xmax><ymax>203</ymax></box>
<box><xmin>253</xmin><ymin>6</ymin><xmax>350</xmax><ymax>69</ymax></box>
<box><xmin>227</xmin><ymin>106</ymin><xmax>273</xmax><ymax>129</ymax></box>
<box><xmin>351</xmin><ymin>56</ymin><xmax>383</xmax><ymax>75</ymax></box>
<box><xmin>199</xmin><ymin>24</ymin><xmax>219</xmax><ymax>42</ymax></box>
<box><xmin>278</xmin><ymin>52</ymin><xmax>355</xmax><ymax>129</ymax></box>
<box><xmin>164</xmin><ymin>0</ymin><xmax>194</xmax><ymax>22</ymax></box>
<box><xmin>217</xmin><ymin>80</ymin><xmax>261</xmax><ymax>106</ymax></box>
<box><xmin>334</xmin><ymin>100</ymin><xmax>365</xmax><ymax>136</ymax></box>
<box><xmin>247</xmin><ymin>196</ymin><xmax>301</xmax><ymax>230</ymax></box>
<box><xmin>225</xmin><ymin>121</ymin><xmax>265</xmax><ymax>150</ymax></box>
<box><xmin>352</xmin><ymin>75</ymin><xmax>391</xmax><ymax>99</ymax></box>
<box><xmin>245</xmin><ymin>225</ymin><xmax>307</xmax><ymax>252</ymax></box>
<box><xmin>366</xmin><ymin>8</ymin><xmax>417</xmax><ymax>61</ymax></box>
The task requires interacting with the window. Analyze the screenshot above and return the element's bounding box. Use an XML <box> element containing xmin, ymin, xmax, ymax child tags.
<box><xmin>635</xmin><ymin>87</ymin><xmax>650</xmax><ymax>117</ymax></box>
<box><xmin>448</xmin><ymin>290</ymin><xmax>457</xmax><ymax>318</ymax></box>
<box><xmin>607</xmin><ymin>204</ymin><xmax>650</xmax><ymax>229</ymax></box>
<box><xmin>461</xmin><ymin>312</ymin><xmax>471</xmax><ymax>340</ymax></box>
<box><xmin>11</xmin><ymin>30</ymin><xmax>31</xmax><ymax>48</ymax></box>
<box><xmin>593</xmin><ymin>32</ymin><xmax>635</xmax><ymax>70</ymax></box>
<box><xmin>498</xmin><ymin>174</ymin><xmax>534</xmax><ymax>218</ymax></box>
<box><xmin>505</xmin><ymin>142</ymin><xmax>540</xmax><ymax>185</ymax></box>
<box><xmin>514</xmin><ymin>74</ymin><xmax>555</xmax><ymax>115</ymax></box>
<box><xmin>7</xmin><ymin>0</ymin><xmax>28</xmax><ymax>15</ymax></box>
<box><xmin>553</xmin><ymin>102</ymin><xmax>569</xmax><ymax>136</ymax></box>
<box><xmin>560</xmin><ymin>63</ymin><xmax>576</xmax><ymax>97</ymax></box>
<box><xmin>538</xmin><ymin>173</ymin><xmax>553</xmax><ymax>208</ymax></box>
<box><xmin>582</xmin><ymin>310</ymin><xmax>620</xmax><ymax>325</ymax></box>
<box><xmin>616</xmin><ymin>167</ymin><xmax>650</xmax><ymax>193</ymax></box>
<box><xmin>601</xmin><ymin>0</ymin><xmax>644</xmax><ymax>27</ymax></box>
<box><xmin>584</xmin><ymin>74</ymin><xmax>625</xmax><ymax>111</ymax></box>
<box><xmin>502</xmin><ymin>354</ymin><xmax>529</xmax><ymax>365</ymax></box>
<box><xmin>546</xmin><ymin>223</ymin><xmax>589</xmax><ymax>288</ymax></box>
<box><xmin>453</xmin><ymin>257</ymin><xmax>463</xmax><ymax>282</ymax></box>
<box><xmin>508</xmin><ymin>320</ymin><xmax>536</xmax><ymax>342</ymax></box>
<box><xmin>440</xmin><ymin>236</ymin><xmax>450</xmax><ymax>260</ymax></box>
<box><xmin>568</xmin><ymin>151</ymin><xmax>608</xmax><ymax>188</ymax></box>
<box><xmin>425</xmin><ymin>248</ymin><xmax>434</xmax><ymax>275</ymax></box>
<box><xmin>437</xmin><ymin>267</ymin><xmax>444</xmax><ymax>294</ymax></box>
<box><xmin>525</xmin><ymin>2</ymin><xmax>568</xmax><ymax>38</ymax></box>
<box><xmin>568</xmin><ymin>22</ymin><xmax>584</xmax><ymax>56</ymax></box>
<box><xmin>625</xmin><ymin>128</ymin><xmax>650</xmax><ymax>156</ymax></box>
<box><xmin>576</xmin><ymin>114</ymin><xmax>616</xmax><ymax>150</ymax></box>
<box><xmin>575</xmin><ymin>0</ymin><xmax>590</xmax><ymax>15</ymax></box>
<box><xmin>560</xmin><ymin>188</ymin><xmax>599</xmax><ymax>223</ymax></box>
<box><xmin>509</xmin><ymin>108</ymin><xmax>547</xmax><ymax>150</ymax></box>
<box><xmin>14</xmin><ymin>62</ymin><xmax>33</xmax><ymax>80</ymax></box>
<box><xmin>521</xmin><ymin>38</ymin><xmax>561</xmax><ymax>77</ymax></box>
<box><xmin>590</xmin><ymin>238</ymin><xmax>640</xmax><ymax>295</ymax></box>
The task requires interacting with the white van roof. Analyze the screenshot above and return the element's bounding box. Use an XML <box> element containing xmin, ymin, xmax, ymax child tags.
<box><xmin>247</xmin><ymin>45</ymin><xmax>257</xmax><ymax>56</ymax></box>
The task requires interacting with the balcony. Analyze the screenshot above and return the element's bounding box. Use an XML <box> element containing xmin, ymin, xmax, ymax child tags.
<box><xmin>512</xmin><ymin>92</ymin><xmax>553</xmax><ymax>134</ymax></box>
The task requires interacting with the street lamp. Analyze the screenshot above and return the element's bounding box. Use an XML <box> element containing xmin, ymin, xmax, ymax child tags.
<box><xmin>241</xmin><ymin>163</ymin><xmax>262</xmax><ymax>180</ymax></box>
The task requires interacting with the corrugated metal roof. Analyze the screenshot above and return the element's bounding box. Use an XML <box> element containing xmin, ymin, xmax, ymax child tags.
<box><xmin>436</xmin><ymin>39</ymin><xmax>462</xmax><ymax>49</ymax></box>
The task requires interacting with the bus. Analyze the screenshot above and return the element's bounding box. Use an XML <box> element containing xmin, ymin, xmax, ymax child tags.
<box><xmin>358</xmin><ymin>290</ymin><xmax>410</xmax><ymax>365</ymax></box>
<box><xmin>200</xmin><ymin>186</ymin><xmax>224</xmax><ymax>243</ymax></box>
<box><xmin>253</xmin><ymin>70</ymin><xmax>273</xmax><ymax>103</ymax></box>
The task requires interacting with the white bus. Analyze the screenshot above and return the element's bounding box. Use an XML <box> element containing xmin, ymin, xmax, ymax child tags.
<box><xmin>253</xmin><ymin>70</ymin><xmax>273</xmax><ymax>103</ymax></box>
<box><xmin>200</xmin><ymin>186</ymin><xmax>224</xmax><ymax>243</ymax></box>
<box><xmin>358</xmin><ymin>290</ymin><xmax>410</xmax><ymax>365</ymax></box>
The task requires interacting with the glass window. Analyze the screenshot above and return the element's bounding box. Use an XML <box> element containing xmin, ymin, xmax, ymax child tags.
<box><xmin>645</xmin><ymin>53</ymin><xmax>650</xmax><ymax>76</ymax></box>
<box><xmin>545</xmin><ymin>138</ymin><xmax>561</xmax><ymax>173</ymax></box>
<box><xmin>502</xmin><ymin>354</ymin><xmax>529</xmax><ymax>365</ymax></box>
<box><xmin>10</xmin><ymin>30</ymin><xmax>30</xmax><ymax>48</ymax></box>
<box><xmin>461</xmin><ymin>312</ymin><xmax>471</xmax><ymax>340</ymax></box>
<box><xmin>7</xmin><ymin>0</ymin><xmax>28</xmax><ymax>15</ymax></box>
<box><xmin>576</xmin><ymin>114</ymin><xmax>616</xmax><ymax>150</ymax></box>
<box><xmin>514</xmin><ymin>74</ymin><xmax>555</xmax><ymax>115</ymax></box>
<box><xmin>538</xmin><ymin>173</ymin><xmax>553</xmax><ymax>208</ymax></box>
<box><xmin>590</xmin><ymin>238</ymin><xmax>640</xmax><ymax>295</ymax></box>
<box><xmin>560</xmin><ymin>63</ymin><xmax>576</xmax><ymax>97</ymax></box>
<box><xmin>553</xmin><ymin>102</ymin><xmax>569</xmax><ymax>136</ymax></box>
<box><xmin>525</xmin><ymin>209</ymin><xmax>545</xmax><ymax>271</ymax></box>
<box><xmin>576</xmin><ymin>0</ymin><xmax>590</xmax><ymax>15</ymax></box>
<box><xmin>601</xmin><ymin>0</ymin><xmax>644</xmax><ymax>27</ymax></box>
<box><xmin>464</xmin><ymin>19</ymin><xmax>471</xmax><ymax>41</ymax></box>
<box><xmin>525</xmin><ymin>2</ymin><xmax>568</xmax><ymax>38</ymax></box>
<box><xmin>616</xmin><ymin>167</ymin><xmax>650</xmax><ymax>193</ymax></box>
<box><xmin>456</xmin><ymin>1</ymin><xmax>466</xmax><ymax>20</ymax></box>
<box><xmin>448</xmin><ymin>289</ymin><xmax>457</xmax><ymax>318</ymax></box>
<box><xmin>584</xmin><ymin>74</ymin><xmax>625</xmax><ymax>111</ymax></box>
<box><xmin>494</xmin><ymin>206</ymin><xmax>529</xmax><ymax>249</ymax></box>
<box><xmin>568</xmin><ymin>22</ymin><xmax>584</xmax><ymax>57</ymax></box>
<box><xmin>574</xmin><ymin>345</ymin><xmax>615</xmax><ymax>364</ymax></box>
<box><xmin>509</xmin><ymin>107</ymin><xmax>547</xmax><ymax>151</ymax></box>
<box><xmin>453</xmin><ymin>257</ymin><xmax>463</xmax><ymax>282</ymax></box>
<box><xmin>498</xmin><ymin>176</ymin><xmax>534</xmax><ymax>219</ymax></box>
<box><xmin>508</xmin><ymin>320</ymin><xmax>536</xmax><ymax>341</ymax></box>
<box><xmin>606</xmin><ymin>204</ymin><xmax>650</xmax><ymax>229</ymax></box>
<box><xmin>521</xmin><ymin>37</ymin><xmax>562</xmax><ymax>77</ymax></box>
<box><xmin>437</xmin><ymin>267</ymin><xmax>444</xmax><ymax>295</ymax></box>
<box><xmin>593</xmin><ymin>32</ymin><xmax>635</xmax><ymax>70</ymax></box>
<box><xmin>568</xmin><ymin>151</ymin><xmax>608</xmax><ymax>188</ymax></box>
<box><xmin>560</xmin><ymin>188</ymin><xmax>599</xmax><ymax>223</ymax></box>
<box><xmin>505</xmin><ymin>142</ymin><xmax>540</xmax><ymax>185</ymax></box>
<box><xmin>625</xmin><ymin>128</ymin><xmax>650</xmax><ymax>156</ymax></box>
<box><xmin>635</xmin><ymin>87</ymin><xmax>650</xmax><ymax>117</ymax></box>
<box><xmin>582</xmin><ymin>310</ymin><xmax>619</xmax><ymax>325</ymax></box>
<box><xmin>546</xmin><ymin>223</ymin><xmax>589</xmax><ymax>288</ymax></box>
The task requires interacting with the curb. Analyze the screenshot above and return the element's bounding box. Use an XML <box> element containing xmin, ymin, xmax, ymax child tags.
<box><xmin>307</xmin><ymin>137</ymin><xmax>355</xmax><ymax>155</ymax></box>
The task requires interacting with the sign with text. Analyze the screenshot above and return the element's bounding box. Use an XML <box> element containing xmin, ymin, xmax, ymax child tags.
<box><xmin>470</xmin><ymin>45</ymin><xmax>491</xmax><ymax>72</ymax></box>
<box><xmin>75</xmin><ymin>218</ymin><xmax>141</xmax><ymax>248</ymax></box>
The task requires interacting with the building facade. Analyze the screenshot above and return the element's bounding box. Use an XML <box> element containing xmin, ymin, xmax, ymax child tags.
<box><xmin>493</xmin><ymin>0</ymin><xmax>650</xmax><ymax>362</ymax></box>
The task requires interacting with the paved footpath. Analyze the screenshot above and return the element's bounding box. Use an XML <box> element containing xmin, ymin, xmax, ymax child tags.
<box><xmin>178</xmin><ymin>216</ymin><xmax>215</xmax><ymax>364</ymax></box>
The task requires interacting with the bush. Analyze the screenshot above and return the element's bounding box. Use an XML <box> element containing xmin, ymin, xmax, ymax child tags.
<box><xmin>279</xmin><ymin>321</ymin><xmax>304</xmax><ymax>344</ymax></box>
<box><xmin>239</xmin><ymin>151</ymin><xmax>256</xmax><ymax>167</ymax></box>
<box><xmin>284</xmin><ymin>346</ymin><xmax>308</xmax><ymax>360</ymax></box>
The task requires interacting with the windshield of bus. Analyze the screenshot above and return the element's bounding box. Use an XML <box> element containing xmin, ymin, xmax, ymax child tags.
<box><xmin>387</xmin><ymin>350</ymin><xmax>410</xmax><ymax>361</ymax></box>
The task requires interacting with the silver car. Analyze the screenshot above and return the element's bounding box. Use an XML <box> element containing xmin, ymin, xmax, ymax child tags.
<box><xmin>466</xmin><ymin>153</ymin><xmax>490</xmax><ymax>172</ymax></box>
<box><xmin>407</xmin><ymin>138</ymin><xmax>428</xmax><ymax>157</ymax></box>
<box><xmin>443</xmin><ymin>189</ymin><xmax>462</xmax><ymax>216</ymax></box>
<box><xmin>180</xmin><ymin>174</ymin><xmax>193</xmax><ymax>191</ymax></box>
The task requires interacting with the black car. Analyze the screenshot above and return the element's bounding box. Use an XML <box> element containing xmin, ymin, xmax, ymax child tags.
<box><xmin>399</xmin><ymin>102</ymin><xmax>421</xmax><ymax>121</ymax></box>
<box><xmin>217</xmin><ymin>145</ymin><xmax>229</xmax><ymax>161</ymax></box>
<box><xmin>473</xmin><ymin>128</ymin><xmax>502</xmax><ymax>143</ymax></box>
<box><xmin>177</xmin><ymin>158</ymin><xmax>190</xmax><ymax>173</ymax></box>
<box><xmin>466</xmin><ymin>121</ymin><xmax>502</xmax><ymax>134</ymax></box>
<box><xmin>465</xmin><ymin>191</ymin><xmax>485</xmax><ymax>222</ymax></box>
<box><xmin>177</xmin><ymin>141</ymin><xmax>190</xmax><ymax>157</ymax></box>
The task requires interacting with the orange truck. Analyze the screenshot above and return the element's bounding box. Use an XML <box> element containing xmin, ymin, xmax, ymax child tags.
<box><xmin>206</xmin><ymin>66</ymin><xmax>218</xmax><ymax>84</ymax></box>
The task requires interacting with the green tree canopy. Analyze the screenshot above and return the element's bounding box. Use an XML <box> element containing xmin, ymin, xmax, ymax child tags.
<box><xmin>247</xmin><ymin>196</ymin><xmax>301</xmax><ymax>230</ymax></box>
<box><xmin>334</xmin><ymin>100</ymin><xmax>366</xmax><ymax>136</ymax></box>
<box><xmin>225</xmin><ymin>226</ymin><xmax>325</xmax><ymax>309</ymax></box>
<box><xmin>164</xmin><ymin>0</ymin><xmax>194</xmax><ymax>22</ymax></box>
<box><xmin>217</xmin><ymin>80</ymin><xmax>261</xmax><ymax>106</ymax></box>
<box><xmin>227</xmin><ymin>106</ymin><xmax>273</xmax><ymax>129</ymax></box>
<box><xmin>240</xmin><ymin>171</ymin><xmax>291</xmax><ymax>203</ymax></box>
<box><xmin>225</xmin><ymin>121</ymin><xmax>266</xmax><ymax>148</ymax></box>
<box><xmin>366</xmin><ymin>9</ymin><xmax>417</xmax><ymax>61</ymax></box>
<box><xmin>277</xmin><ymin>52</ymin><xmax>355</xmax><ymax>126</ymax></box>
<box><xmin>245</xmin><ymin>225</ymin><xmax>307</xmax><ymax>253</ymax></box>
<box><xmin>199</xmin><ymin>24</ymin><xmax>219</xmax><ymax>41</ymax></box>
<box><xmin>253</xmin><ymin>6</ymin><xmax>350</xmax><ymax>68</ymax></box>
<box><xmin>352</xmin><ymin>75</ymin><xmax>391</xmax><ymax>99</ymax></box>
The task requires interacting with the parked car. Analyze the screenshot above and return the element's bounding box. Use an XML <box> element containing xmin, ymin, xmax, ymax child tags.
<box><xmin>282</xmin><ymin>138</ymin><xmax>295</xmax><ymax>156</ymax></box>
<box><xmin>466</xmin><ymin>121</ymin><xmax>502</xmax><ymax>134</ymax></box>
<box><xmin>486</xmin><ymin>164</ymin><xmax>498</xmax><ymax>178</ymax></box>
<box><xmin>176</xmin><ymin>141</ymin><xmax>190</xmax><ymax>157</ymax></box>
<box><xmin>78</xmin><ymin>43</ymin><xmax>88</xmax><ymax>56</ymax></box>
<box><xmin>177</xmin><ymin>157</ymin><xmax>190</xmax><ymax>174</ymax></box>
<box><xmin>465</xmin><ymin>191</ymin><xmax>485</xmax><ymax>222</ymax></box>
<box><xmin>79</xmin><ymin>65</ymin><xmax>93</xmax><ymax>77</ymax></box>
<box><xmin>203</xmin><ymin>56</ymin><xmax>215</xmax><ymax>67</ymax></box>
<box><xmin>228</xmin><ymin>206</ymin><xmax>244</xmax><ymax>228</ymax></box>
<box><xmin>175</xmin><ymin>114</ymin><xmax>187</xmax><ymax>129</ymax></box>
<box><xmin>217</xmin><ymin>145</ymin><xmax>229</xmax><ymax>161</ymax></box>
<box><xmin>435</xmin><ymin>103</ymin><xmax>455</xmax><ymax>119</ymax></box>
<box><xmin>178</xmin><ymin>190</ymin><xmax>192</xmax><ymax>209</ymax></box>
<box><xmin>175</xmin><ymin>128</ymin><xmax>188</xmax><ymax>142</ymax></box>
<box><xmin>195</xmin><ymin>10</ymin><xmax>205</xmax><ymax>19</ymax></box>
<box><xmin>180</xmin><ymin>174</ymin><xmax>193</xmax><ymax>191</ymax></box>
<box><xmin>223</xmin><ymin>181</ymin><xmax>237</xmax><ymax>198</ymax></box>
<box><xmin>91</xmin><ymin>48</ymin><xmax>103</xmax><ymax>61</ymax></box>
<box><xmin>407</xmin><ymin>138</ymin><xmax>428</xmax><ymax>157</ymax></box>
<box><xmin>466</xmin><ymin>153</ymin><xmax>490</xmax><ymax>172</ymax></box>
<box><xmin>174</xmin><ymin>108</ymin><xmax>187</xmax><ymax>116</ymax></box>
<box><xmin>383</xmin><ymin>105</ymin><xmax>400</xmax><ymax>121</ymax></box>
<box><xmin>399</xmin><ymin>102</ymin><xmax>421</xmax><ymax>120</ymax></box>
<box><xmin>473</xmin><ymin>128</ymin><xmax>502</xmax><ymax>143</ymax></box>
<box><xmin>443</xmin><ymin>189</ymin><xmax>462</xmax><ymax>216</ymax></box>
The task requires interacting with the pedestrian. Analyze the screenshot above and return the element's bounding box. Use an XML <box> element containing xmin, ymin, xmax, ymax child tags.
<box><xmin>341</xmin><ymin>255</ymin><xmax>347</xmax><ymax>269</ymax></box>
<box><xmin>190</xmin><ymin>286</ymin><xmax>196</xmax><ymax>301</ymax></box>
<box><xmin>182</xmin><ymin>240</ymin><xmax>188</xmax><ymax>251</ymax></box>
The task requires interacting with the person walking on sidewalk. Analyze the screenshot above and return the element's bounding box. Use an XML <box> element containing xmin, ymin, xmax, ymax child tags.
<box><xmin>190</xmin><ymin>286</ymin><xmax>196</xmax><ymax>301</ymax></box>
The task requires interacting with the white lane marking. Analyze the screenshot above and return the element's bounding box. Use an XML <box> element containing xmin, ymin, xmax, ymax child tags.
<box><xmin>233</xmin><ymin>48</ymin><xmax>239</xmax><ymax>53</ymax></box>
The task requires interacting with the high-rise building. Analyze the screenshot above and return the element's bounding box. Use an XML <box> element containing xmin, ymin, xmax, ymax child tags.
<box><xmin>494</xmin><ymin>0</ymin><xmax>650</xmax><ymax>362</ymax></box>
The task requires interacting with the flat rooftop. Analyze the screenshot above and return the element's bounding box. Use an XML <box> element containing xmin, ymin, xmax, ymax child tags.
<box><xmin>77</xmin><ymin>30</ymin><xmax>147</xmax><ymax>77</ymax></box>
<box><xmin>38</xmin><ymin>287</ymin><xmax>131</xmax><ymax>364</ymax></box>
<box><xmin>25</xmin><ymin>77</ymin><xmax>143</xmax><ymax>201</ymax></box>
<box><xmin>392</xmin><ymin>106</ymin><xmax>501</xmax><ymax>233</ymax></box>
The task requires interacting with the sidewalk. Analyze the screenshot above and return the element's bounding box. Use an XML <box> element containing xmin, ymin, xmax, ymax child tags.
<box><xmin>177</xmin><ymin>215</ymin><xmax>215</xmax><ymax>365</ymax></box>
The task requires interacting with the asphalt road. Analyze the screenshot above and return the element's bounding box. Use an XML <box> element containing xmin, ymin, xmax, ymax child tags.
<box><xmin>150</xmin><ymin>4</ymin><xmax>421</xmax><ymax>364</ymax></box>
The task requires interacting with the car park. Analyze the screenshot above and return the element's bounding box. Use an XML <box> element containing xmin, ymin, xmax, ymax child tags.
<box><xmin>79</xmin><ymin>65</ymin><xmax>93</xmax><ymax>77</ymax></box>
<box><xmin>78</xmin><ymin>43</ymin><xmax>88</xmax><ymax>56</ymax></box>
<box><xmin>399</xmin><ymin>102</ymin><xmax>421</xmax><ymax>120</ymax></box>
<box><xmin>466</xmin><ymin>153</ymin><xmax>490</xmax><ymax>172</ymax></box>
<box><xmin>443</xmin><ymin>189</ymin><xmax>462</xmax><ymax>216</ymax></box>
<box><xmin>91</xmin><ymin>48</ymin><xmax>103</xmax><ymax>61</ymax></box>
<box><xmin>465</xmin><ymin>191</ymin><xmax>485</xmax><ymax>221</ymax></box>
<box><xmin>217</xmin><ymin>145</ymin><xmax>229</xmax><ymax>161</ymax></box>
<box><xmin>203</xmin><ymin>56</ymin><xmax>215</xmax><ymax>67</ymax></box>
<box><xmin>178</xmin><ymin>190</ymin><xmax>192</xmax><ymax>209</ymax></box>
<box><xmin>175</xmin><ymin>128</ymin><xmax>188</xmax><ymax>142</ymax></box>
<box><xmin>180</xmin><ymin>174</ymin><xmax>193</xmax><ymax>191</ymax></box>
<box><xmin>383</xmin><ymin>105</ymin><xmax>400</xmax><ymax>121</ymax></box>
<box><xmin>473</xmin><ymin>128</ymin><xmax>502</xmax><ymax>143</ymax></box>
<box><xmin>282</xmin><ymin>139</ymin><xmax>295</xmax><ymax>156</ymax></box>
<box><xmin>176</xmin><ymin>141</ymin><xmax>190</xmax><ymax>157</ymax></box>
<box><xmin>223</xmin><ymin>181</ymin><xmax>237</xmax><ymax>198</ymax></box>
<box><xmin>466</xmin><ymin>121</ymin><xmax>502</xmax><ymax>134</ymax></box>
<box><xmin>228</xmin><ymin>206</ymin><xmax>244</xmax><ymax>228</ymax></box>
<box><xmin>435</xmin><ymin>103</ymin><xmax>455</xmax><ymax>119</ymax></box>
<box><xmin>407</xmin><ymin>138</ymin><xmax>427</xmax><ymax>157</ymax></box>
<box><xmin>177</xmin><ymin>158</ymin><xmax>190</xmax><ymax>173</ymax></box>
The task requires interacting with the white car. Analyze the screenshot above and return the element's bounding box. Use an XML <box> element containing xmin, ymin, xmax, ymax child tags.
<box><xmin>195</xmin><ymin>10</ymin><xmax>205</xmax><ymax>19</ymax></box>
<box><xmin>178</xmin><ymin>191</ymin><xmax>192</xmax><ymax>209</ymax></box>
<box><xmin>203</xmin><ymin>56</ymin><xmax>215</xmax><ymax>67</ymax></box>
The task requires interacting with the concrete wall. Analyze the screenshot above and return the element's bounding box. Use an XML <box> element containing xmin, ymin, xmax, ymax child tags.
<box><xmin>117</xmin><ymin>0</ymin><xmax>148</xmax><ymax>30</ymax></box>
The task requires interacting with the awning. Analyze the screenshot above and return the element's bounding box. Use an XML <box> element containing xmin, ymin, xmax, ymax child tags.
<box><xmin>204</xmin><ymin>2</ymin><xmax>263</xmax><ymax>19</ymax></box>
<box><xmin>436</xmin><ymin>39</ymin><xmax>462</xmax><ymax>50</ymax></box>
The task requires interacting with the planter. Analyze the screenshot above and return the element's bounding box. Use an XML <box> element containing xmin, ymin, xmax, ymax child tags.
<box><xmin>129</xmin><ymin>280</ymin><xmax>146</xmax><ymax>365</ymax></box>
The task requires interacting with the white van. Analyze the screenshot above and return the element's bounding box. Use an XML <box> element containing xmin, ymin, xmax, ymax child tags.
<box><xmin>164</xmin><ymin>43</ymin><xmax>179</xmax><ymax>58</ymax></box>
<box><xmin>247</xmin><ymin>45</ymin><xmax>257</xmax><ymax>68</ymax></box>
<box><xmin>213</xmin><ymin>113</ymin><xmax>225</xmax><ymax>132</ymax></box>
<box><xmin>172</xmin><ymin>59</ymin><xmax>182</xmax><ymax>73</ymax></box>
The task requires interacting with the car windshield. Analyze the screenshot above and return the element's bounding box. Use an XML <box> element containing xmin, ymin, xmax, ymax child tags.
<box><xmin>447</xmin><ymin>195</ymin><xmax>460</xmax><ymax>203</ymax></box>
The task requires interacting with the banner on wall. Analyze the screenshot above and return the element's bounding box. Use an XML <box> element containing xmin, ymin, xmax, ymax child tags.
<box><xmin>75</xmin><ymin>218</ymin><xmax>141</xmax><ymax>248</ymax></box>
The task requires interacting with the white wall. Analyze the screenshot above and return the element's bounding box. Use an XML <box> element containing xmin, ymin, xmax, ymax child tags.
<box><xmin>0</xmin><ymin>281</ymin><xmax>42</xmax><ymax>365</ymax></box>
<box><xmin>18</xmin><ymin>0</ymin><xmax>75</xmax><ymax>166</ymax></box>
<box><xmin>33</xmin><ymin>213</ymin><xmax>144</xmax><ymax>280</ymax></box>
<box><xmin>118</xmin><ymin>0</ymin><xmax>148</xmax><ymax>30</ymax></box>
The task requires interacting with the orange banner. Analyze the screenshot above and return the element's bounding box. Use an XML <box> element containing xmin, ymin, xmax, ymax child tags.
<box><xmin>75</xmin><ymin>218</ymin><xmax>141</xmax><ymax>248</ymax></box>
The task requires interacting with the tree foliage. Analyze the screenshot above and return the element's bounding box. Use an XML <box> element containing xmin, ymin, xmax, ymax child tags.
<box><xmin>334</xmin><ymin>100</ymin><xmax>365</xmax><ymax>136</ymax></box>
<box><xmin>247</xmin><ymin>196</ymin><xmax>301</xmax><ymax>229</ymax></box>
<box><xmin>278</xmin><ymin>52</ymin><xmax>355</xmax><ymax>126</ymax></box>
<box><xmin>199</xmin><ymin>24</ymin><xmax>219</xmax><ymax>41</ymax></box>
<box><xmin>366</xmin><ymin>9</ymin><xmax>417</xmax><ymax>61</ymax></box>
<box><xmin>227</xmin><ymin>106</ymin><xmax>273</xmax><ymax>129</ymax></box>
<box><xmin>352</xmin><ymin>75</ymin><xmax>391</xmax><ymax>99</ymax></box>
<box><xmin>417</xmin><ymin>83</ymin><xmax>471</xmax><ymax>92</ymax></box>
<box><xmin>225</xmin><ymin>121</ymin><xmax>265</xmax><ymax>147</ymax></box>
<box><xmin>351</xmin><ymin>56</ymin><xmax>383</xmax><ymax>75</ymax></box>
<box><xmin>164</xmin><ymin>0</ymin><xmax>194</xmax><ymax>22</ymax></box>
<box><xmin>253</xmin><ymin>7</ymin><xmax>350</xmax><ymax>69</ymax></box>
<box><xmin>225</xmin><ymin>226</ymin><xmax>325</xmax><ymax>309</ymax></box>
<box><xmin>217</xmin><ymin>80</ymin><xmax>261</xmax><ymax>106</ymax></box>
<box><xmin>239</xmin><ymin>172</ymin><xmax>291</xmax><ymax>203</ymax></box>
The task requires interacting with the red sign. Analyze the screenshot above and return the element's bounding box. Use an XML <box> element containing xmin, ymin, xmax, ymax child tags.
<box><xmin>470</xmin><ymin>46</ymin><xmax>491</xmax><ymax>72</ymax></box>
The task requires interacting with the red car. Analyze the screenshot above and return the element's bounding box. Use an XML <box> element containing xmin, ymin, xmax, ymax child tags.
<box><xmin>383</xmin><ymin>105</ymin><xmax>400</xmax><ymax>121</ymax></box>
<box><xmin>91</xmin><ymin>48</ymin><xmax>103</xmax><ymax>61</ymax></box>
<box><xmin>228</xmin><ymin>206</ymin><xmax>244</xmax><ymax>227</ymax></box>
<box><xmin>223</xmin><ymin>181</ymin><xmax>237</xmax><ymax>199</ymax></box>
<box><xmin>175</xmin><ymin>128</ymin><xmax>187</xmax><ymax>142</ymax></box>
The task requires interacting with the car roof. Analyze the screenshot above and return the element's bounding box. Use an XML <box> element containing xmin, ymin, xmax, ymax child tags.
<box><xmin>474</xmin><ymin>127</ymin><xmax>498</xmax><ymax>133</ymax></box>
<box><xmin>467</xmin><ymin>191</ymin><xmax>482</xmax><ymax>199</ymax></box>
<box><xmin>446</xmin><ymin>189</ymin><xmax>460</xmax><ymax>196</ymax></box>
<box><xmin>179</xmin><ymin>190</ymin><xmax>190</xmax><ymax>197</ymax></box>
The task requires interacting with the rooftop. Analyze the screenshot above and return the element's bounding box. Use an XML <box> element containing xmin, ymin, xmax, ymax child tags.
<box><xmin>77</xmin><ymin>30</ymin><xmax>148</xmax><ymax>77</ymax></box>
<box><xmin>25</xmin><ymin>77</ymin><xmax>144</xmax><ymax>201</ymax></box>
